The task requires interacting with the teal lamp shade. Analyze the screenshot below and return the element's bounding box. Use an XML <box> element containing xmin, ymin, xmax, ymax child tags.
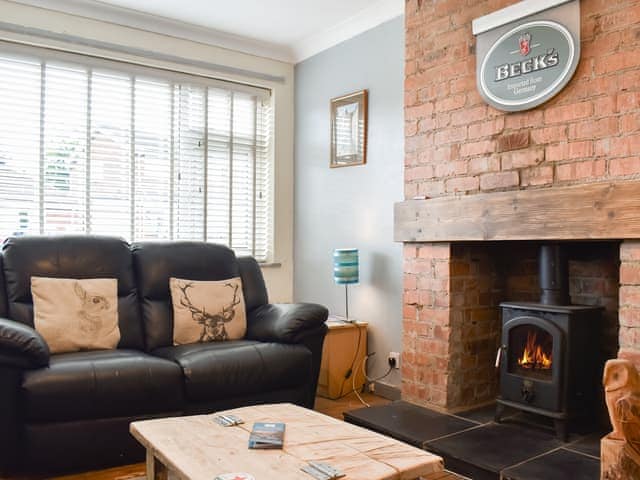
<box><xmin>333</xmin><ymin>248</ymin><xmax>359</xmax><ymax>285</ymax></box>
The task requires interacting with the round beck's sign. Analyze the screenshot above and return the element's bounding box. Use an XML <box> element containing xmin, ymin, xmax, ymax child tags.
<box><xmin>478</xmin><ymin>20</ymin><xmax>578</xmax><ymax>111</ymax></box>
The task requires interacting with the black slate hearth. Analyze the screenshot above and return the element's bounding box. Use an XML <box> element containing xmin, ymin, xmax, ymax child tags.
<box><xmin>342</xmin><ymin>400</ymin><xmax>477</xmax><ymax>447</ymax></box>
<box><xmin>428</xmin><ymin>422</ymin><xmax>563</xmax><ymax>480</ymax></box>
<box><xmin>343</xmin><ymin>402</ymin><xmax>601</xmax><ymax>480</ymax></box>
<box><xmin>502</xmin><ymin>448</ymin><xmax>599</xmax><ymax>480</ymax></box>
<box><xmin>567</xmin><ymin>432</ymin><xmax>604</xmax><ymax>458</ymax></box>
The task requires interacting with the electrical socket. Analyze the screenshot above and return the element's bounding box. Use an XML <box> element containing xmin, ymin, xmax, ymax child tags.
<box><xmin>388</xmin><ymin>351</ymin><xmax>400</xmax><ymax>369</ymax></box>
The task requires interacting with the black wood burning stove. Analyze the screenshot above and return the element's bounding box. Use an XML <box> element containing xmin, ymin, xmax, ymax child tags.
<box><xmin>495</xmin><ymin>244</ymin><xmax>602</xmax><ymax>441</ymax></box>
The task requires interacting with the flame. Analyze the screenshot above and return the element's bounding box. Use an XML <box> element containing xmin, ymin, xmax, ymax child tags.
<box><xmin>517</xmin><ymin>331</ymin><xmax>552</xmax><ymax>370</ymax></box>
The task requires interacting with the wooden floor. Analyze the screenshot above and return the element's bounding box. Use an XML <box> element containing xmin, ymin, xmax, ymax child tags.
<box><xmin>3</xmin><ymin>393</ymin><xmax>462</xmax><ymax>480</ymax></box>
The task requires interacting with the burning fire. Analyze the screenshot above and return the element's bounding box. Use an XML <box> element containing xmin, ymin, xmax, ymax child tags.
<box><xmin>518</xmin><ymin>331</ymin><xmax>552</xmax><ymax>370</ymax></box>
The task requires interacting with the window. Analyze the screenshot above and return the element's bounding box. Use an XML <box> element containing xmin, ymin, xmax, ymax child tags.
<box><xmin>0</xmin><ymin>42</ymin><xmax>273</xmax><ymax>261</ymax></box>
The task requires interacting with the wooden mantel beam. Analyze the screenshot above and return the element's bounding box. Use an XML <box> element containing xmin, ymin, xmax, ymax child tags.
<box><xmin>394</xmin><ymin>181</ymin><xmax>640</xmax><ymax>243</ymax></box>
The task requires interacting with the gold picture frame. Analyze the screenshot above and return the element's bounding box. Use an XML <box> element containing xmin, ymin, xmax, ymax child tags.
<box><xmin>330</xmin><ymin>89</ymin><xmax>368</xmax><ymax>168</ymax></box>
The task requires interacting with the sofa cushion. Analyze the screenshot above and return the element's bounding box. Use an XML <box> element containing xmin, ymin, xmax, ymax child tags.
<box><xmin>153</xmin><ymin>340</ymin><xmax>312</xmax><ymax>402</ymax></box>
<box><xmin>2</xmin><ymin>236</ymin><xmax>144</xmax><ymax>350</ymax></box>
<box><xmin>31</xmin><ymin>277</ymin><xmax>120</xmax><ymax>354</ymax></box>
<box><xmin>22</xmin><ymin>350</ymin><xmax>183</xmax><ymax>422</ymax></box>
<box><xmin>132</xmin><ymin>242</ymin><xmax>241</xmax><ymax>351</ymax></box>
<box><xmin>170</xmin><ymin>277</ymin><xmax>246</xmax><ymax>344</ymax></box>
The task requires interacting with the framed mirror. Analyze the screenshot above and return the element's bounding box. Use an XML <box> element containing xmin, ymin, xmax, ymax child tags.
<box><xmin>330</xmin><ymin>89</ymin><xmax>368</xmax><ymax>168</ymax></box>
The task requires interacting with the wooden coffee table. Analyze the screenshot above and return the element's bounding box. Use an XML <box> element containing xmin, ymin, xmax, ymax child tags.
<box><xmin>130</xmin><ymin>403</ymin><xmax>444</xmax><ymax>480</ymax></box>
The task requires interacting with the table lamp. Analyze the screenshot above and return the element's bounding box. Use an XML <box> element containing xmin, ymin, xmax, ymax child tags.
<box><xmin>333</xmin><ymin>248</ymin><xmax>359</xmax><ymax>322</ymax></box>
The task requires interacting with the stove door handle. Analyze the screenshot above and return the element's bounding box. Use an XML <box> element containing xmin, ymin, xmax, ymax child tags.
<box><xmin>495</xmin><ymin>345</ymin><xmax>506</xmax><ymax>368</ymax></box>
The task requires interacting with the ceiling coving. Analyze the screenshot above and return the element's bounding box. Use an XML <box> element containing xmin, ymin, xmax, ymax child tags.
<box><xmin>9</xmin><ymin>0</ymin><xmax>404</xmax><ymax>62</ymax></box>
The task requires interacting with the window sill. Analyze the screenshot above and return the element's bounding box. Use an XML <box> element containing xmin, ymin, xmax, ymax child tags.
<box><xmin>258</xmin><ymin>262</ymin><xmax>282</xmax><ymax>268</ymax></box>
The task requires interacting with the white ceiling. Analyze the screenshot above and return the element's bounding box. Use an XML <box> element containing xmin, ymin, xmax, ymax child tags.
<box><xmin>11</xmin><ymin>0</ymin><xmax>404</xmax><ymax>62</ymax></box>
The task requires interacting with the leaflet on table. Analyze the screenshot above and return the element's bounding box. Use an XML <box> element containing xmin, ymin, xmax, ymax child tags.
<box><xmin>247</xmin><ymin>422</ymin><xmax>285</xmax><ymax>449</ymax></box>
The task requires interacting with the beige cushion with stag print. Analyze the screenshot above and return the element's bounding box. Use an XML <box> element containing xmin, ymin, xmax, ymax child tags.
<box><xmin>31</xmin><ymin>277</ymin><xmax>120</xmax><ymax>354</ymax></box>
<box><xmin>169</xmin><ymin>277</ymin><xmax>246</xmax><ymax>345</ymax></box>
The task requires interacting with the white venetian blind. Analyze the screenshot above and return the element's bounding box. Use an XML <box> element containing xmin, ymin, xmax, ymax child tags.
<box><xmin>0</xmin><ymin>43</ymin><xmax>273</xmax><ymax>261</ymax></box>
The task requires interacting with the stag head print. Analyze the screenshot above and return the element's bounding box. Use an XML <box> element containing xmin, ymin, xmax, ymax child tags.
<box><xmin>176</xmin><ymin>281</ymin><xmax>242</xmax><ymax>342</ymax></box>
<box><xmin>73</xmin><ymin>281</ymin><xmax>112</xmax><ymax>336</ymax></box>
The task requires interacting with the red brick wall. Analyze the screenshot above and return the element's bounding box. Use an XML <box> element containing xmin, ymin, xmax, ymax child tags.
<box><xmin>403</xmin><ymin>0</ymin><xmax>640</xmax><ymax>409</ymax></box>
<box><xmin>570</xmin><ymin>245</ymin><xmax>621</xmax><ymax>361</ymax></box>
<box><xmin>405</xmin><ymin>0</ymin><xmax>640</xmax><ymax>200</ymax></box>
<box><xmin>620</xmin><ymin>241</ymin><xmax>640</xmax><ymax>364</ymax></box>
<box><xmin>448</xmin><ymin>245</ymin><xmax>502</xmax><ymax>408</ymax></box>
<box><xmin>403</xmin><ymin>243</ymin><xmax>452</xmax><ymax>406</ymax></box>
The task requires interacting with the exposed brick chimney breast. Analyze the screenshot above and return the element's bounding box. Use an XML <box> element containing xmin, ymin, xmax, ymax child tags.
<box><xmin>403</xmin><ymin>0</ymin><xmax>640</xmax><ymax>410</ymax></box>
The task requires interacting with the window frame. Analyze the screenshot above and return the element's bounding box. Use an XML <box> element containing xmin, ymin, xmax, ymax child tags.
<box><xmin>0</xmin><ymin>40</ymin><xmax>274</xmax><ymax>262</ymax></box>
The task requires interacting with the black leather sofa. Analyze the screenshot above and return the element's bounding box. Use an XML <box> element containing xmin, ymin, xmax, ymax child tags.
<box><xmin>0</xmin><ymin>236</ymin><xmax>328</xmax><ymax>474</ymax></box>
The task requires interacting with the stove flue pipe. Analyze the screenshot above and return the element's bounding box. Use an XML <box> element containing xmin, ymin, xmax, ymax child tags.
<box><xmin>539</xmin><ymin>244</ymin><xmax>570</xmax><ymax>306</ymax></box>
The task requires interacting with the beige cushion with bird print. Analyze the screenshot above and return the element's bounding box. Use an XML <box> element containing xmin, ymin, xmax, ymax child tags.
<box><xmin>170</xmin><ymin>277</ymin><xmax>246</xmax><ymax>345</ymax></box>
<box><xmin>31</xmin><ymin>277</ymin><xmax>120</xmax><ymax>354</ymax></box>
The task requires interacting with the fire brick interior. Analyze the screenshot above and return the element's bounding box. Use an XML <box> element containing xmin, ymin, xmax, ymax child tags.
<box><xmin>445</xmin><ymin>240</ymin><xmax>620</xmax><ymax>415</ymax></box>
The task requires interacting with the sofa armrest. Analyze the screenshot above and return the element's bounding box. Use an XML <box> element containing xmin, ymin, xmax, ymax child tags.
<box><xmin>246</xmin><ymin>303</ymin><xmax>329</xmax><ymax>344</ymax></box>
<box><xmin>0</xmin><ymin>317</ymin><xmax>50</xmax><ymax>369</ymax></box>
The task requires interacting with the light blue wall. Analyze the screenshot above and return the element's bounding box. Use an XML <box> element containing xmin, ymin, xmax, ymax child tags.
<box><xmin>294</xmin><ymin>17</ymin><xmax>404</xmax><ymax>390</ymax></box>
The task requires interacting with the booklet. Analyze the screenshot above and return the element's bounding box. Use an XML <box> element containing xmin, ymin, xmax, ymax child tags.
<box><xmin>248</xmin><ymin>422</ymin><xmax>285</xmax><ymax>449</ymax></box>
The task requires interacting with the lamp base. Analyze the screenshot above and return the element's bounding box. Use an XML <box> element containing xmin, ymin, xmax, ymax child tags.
<box><xmin>331</xmin><ymin>314</ymin><xmax>356</xmax><ymax>324</ymax></box>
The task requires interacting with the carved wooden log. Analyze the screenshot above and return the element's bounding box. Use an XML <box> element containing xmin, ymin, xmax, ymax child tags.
<box><xmin>602</xmin><ymin>359</ymin><xmax>640</xmax><ymax>480</ymax></box>
<box><xmin>601</xmin><ymin>436</ymin><xmax>640</xmax><ymax>480</ymax></box>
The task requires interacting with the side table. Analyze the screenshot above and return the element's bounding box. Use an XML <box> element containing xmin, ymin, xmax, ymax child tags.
<box><xmin>317</xmin><ymin>317</ymin><xmax>368</xmax><ymax>399</ymax></box>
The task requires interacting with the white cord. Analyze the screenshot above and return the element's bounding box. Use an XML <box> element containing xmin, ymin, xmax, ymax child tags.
<box><xmin>351</xmin><ymin>353</ymin><xmax>394</xmax><ymax>408</ymax></box>
<box><xmin>353</xmin><ymin>354</ymin><xmax>370</xmax><ymax>407</ymax></box>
